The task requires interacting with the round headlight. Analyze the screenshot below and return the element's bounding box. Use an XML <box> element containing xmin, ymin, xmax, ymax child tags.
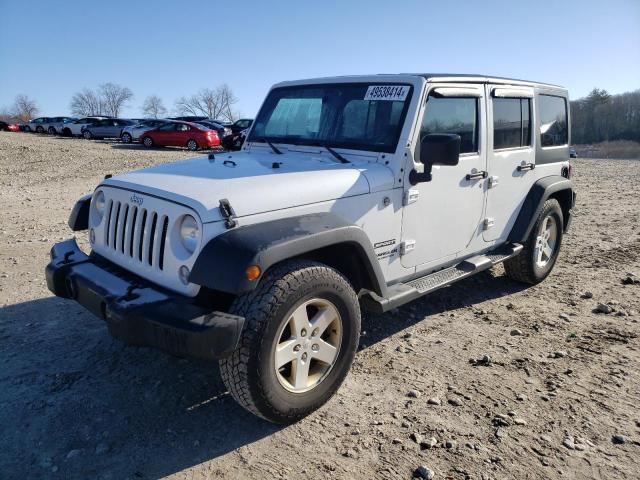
<box><xmin>92</xmin><ymin>190</ymin><xmax>106</xmax><ymax>223</ymax></box>
<box><xmin>179</xmin><ymin>214</ymin><xmax>199</xmax><ymax>254</ymax></box>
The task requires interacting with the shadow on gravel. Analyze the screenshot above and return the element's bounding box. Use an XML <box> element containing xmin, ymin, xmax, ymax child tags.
<box><xmin>0</xmin><ymin>270</ymin><xmax>528</xmax><ymax>479</ymax></box>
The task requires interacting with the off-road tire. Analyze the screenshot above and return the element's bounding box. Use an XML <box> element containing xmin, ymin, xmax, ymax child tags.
<box><xmin>504</xmin><ymin>198</ymin><xmax>563</xmax><ymax>284</ymax></box>
<box><xmin>219</xmin><ymin>259</ymin><xmax>361</xmax><ymax>423</ymax></box>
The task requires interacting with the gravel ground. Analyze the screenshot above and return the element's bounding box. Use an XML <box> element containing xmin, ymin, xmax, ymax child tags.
<box><xmin>0</xmin><ymin>131</ymin><xmax>639</xmax><ymax>480</ymax></box>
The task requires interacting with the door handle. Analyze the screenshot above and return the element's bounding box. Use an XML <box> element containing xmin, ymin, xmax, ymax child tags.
<box><xmin>466</xmin><ymin>170</ymin><xmax>488</xmax><ymax>181</ymax></box>
<box><xmin>517</xmin><ymin>162</ymin><xmax>535</xmax><ymax>171</ymax></box>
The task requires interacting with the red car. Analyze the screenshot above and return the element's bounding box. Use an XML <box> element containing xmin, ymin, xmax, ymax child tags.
<box><xmin>141</xmin><ymin>121</ymin><xmax>220</xmax><ymax>151</ymax></box>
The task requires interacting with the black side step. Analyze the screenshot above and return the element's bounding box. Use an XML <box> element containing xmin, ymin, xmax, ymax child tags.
<box><xmin>361</xmin><ymin>243</ymin><xmax>523</xmax><ymax>313</ymax></box>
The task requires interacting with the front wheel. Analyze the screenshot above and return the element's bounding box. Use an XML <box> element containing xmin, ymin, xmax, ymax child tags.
<box><xmin>504</xmin><ymin>198</ymin><xmax>564</xmax><ymax>284</ymax></box>
<box><xmin>186</xmin><ymin>139</ymin><xmax>198</xmax><ymax>151</ymax></box>
<box><xmin>36</xmin><ymin>126</ymin><xmax>44</xmax><ymax>133</ymax></box>
<box><xmin>219</xmin><ymin>259</ymin><xmax>361</xmax><ymax>423</ymax></box>
<box><xmin>48</xmin><ymin>127</ymin><xmax>56</xmax><ymax>135</ymax></box>
<box><xmin>121</xmin><ymin>132</ymin><xmax>132</xmax><ymax>143</ymax></box>
<box><xmin>142</xmin><ymin>136</ymin><xmax>153</xmax><ymax>148</ymax></box>
<box><xmin>82</xmin><ymin>130</ymin><xmax>92</xmax><ymax>140</ymax></box>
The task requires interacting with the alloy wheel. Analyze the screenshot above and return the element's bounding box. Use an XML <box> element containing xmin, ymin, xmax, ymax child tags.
<box><xmin>534</xmin><ymin>215</ymin><xmax>558</xmax><ymax>268</ymax></box>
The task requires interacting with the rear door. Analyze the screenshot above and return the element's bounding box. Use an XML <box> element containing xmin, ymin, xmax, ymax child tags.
<box><xmin>153</xmin><ymin>122</ymin><xmax>176</xmax><ymax>145</ymax></box>
<box><xmin>483</xmin><ymin>85</ymin><xmax>535</xmax><ymax>241</ymax></box>
<box><xmin>401</xmin><ymin>83</ymin><xmax>488</xmax><ymax>270</ymax></box>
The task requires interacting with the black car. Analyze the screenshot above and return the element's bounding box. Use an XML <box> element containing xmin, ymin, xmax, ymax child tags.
<box><xmin>0</xmin><ymin>120</ymin><xmax>12</xmax><ymax>131</ymax></box>
<box><xmin>229</xmin><ymin>118</ymin><xmax>253</xmax><ymax>134</ymax></box>
<box><xmin>168</xmin><ymin>116</ymin><xmax>208</xmax><ymax>122</ymax></box>
<box><xmin>195</xmin><ymin>120</ymin><xmax>231</xmax><ymax>139</ymax></box>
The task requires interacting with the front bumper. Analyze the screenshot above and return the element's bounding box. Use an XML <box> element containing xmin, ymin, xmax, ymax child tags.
<box><xmin>45</xmin><ymin>239</ymin><xmax>244</xmax><ymax>360</ymax></box>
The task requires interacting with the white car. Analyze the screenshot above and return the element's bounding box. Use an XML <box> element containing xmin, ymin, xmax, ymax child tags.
<box><xmin>22</xmin><ymin>117</ymin><xmax>51</xmax><ymax>133</ymax></box>
<box><xmin>46</xmin><ymin>73</ymin><xmax>575</xmax><ymax>423</ymax></box>
<box><xmin>61</xmin><ymin>117</ymin><xmax>111</xmax><ymax>137</ymax></box>
<box><xmin>41</xmin><ymin>117</ymin><xmax>76</xmax><ymax>135</ymax></box>
<box><xmin>120</xmin><ymin>119</ymin><xmax>169</xmax><ymax>143</ymax></box>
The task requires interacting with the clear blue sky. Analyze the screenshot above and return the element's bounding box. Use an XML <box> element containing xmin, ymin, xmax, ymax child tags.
<box><xmin>1</xmin><ymin>0</ymin><xmax>638</xmax><ymax>118</ymax></box>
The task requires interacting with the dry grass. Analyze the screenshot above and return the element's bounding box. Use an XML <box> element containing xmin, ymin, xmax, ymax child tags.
<box><xmin>575</xmin><ymin>140</ymin><xmax>640</xmax><ymax>159</ymax></box>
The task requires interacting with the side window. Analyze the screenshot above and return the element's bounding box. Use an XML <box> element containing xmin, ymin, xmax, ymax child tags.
<box><xmin>539</xmin><ymin>95</ymin><xmax>568</xmax><ymax>147</ymax></box>
<box><xmin>421</xmin><ymin>96</ymin><xmax>478</xmax><ymax>154</ymax></box>
<box><xmin>493</xmin><ymin>98</ymin><xmax>531</xmax><ymax>149</ymax></box>
<box><xmin>158</xmin><ymin>123</ymin><xmax>176</xmax><ymax>131</ymax></box>
<box><xmin>178</xmin><ymin>124</ymin><xmax>189</xmax><ymax>131</ymax></box>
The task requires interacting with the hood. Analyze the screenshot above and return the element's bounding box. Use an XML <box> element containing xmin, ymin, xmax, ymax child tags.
<box><xmin>102</xmin><ymin>147</ymin><xmax>394</xmax><ymax>223</ymax></box>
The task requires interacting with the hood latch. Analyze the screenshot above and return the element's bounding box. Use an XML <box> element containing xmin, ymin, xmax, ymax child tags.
<box><xmin>219</xmin><ymin>199</ymin><xmax>238</xmax><ymax>229</ymax></box>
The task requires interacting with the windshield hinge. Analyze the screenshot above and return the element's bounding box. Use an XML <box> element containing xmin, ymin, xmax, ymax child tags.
<box><xmin>219</xmin><ymin>199</ymin><xmax>238</xmax><ymax>229</ymax></box>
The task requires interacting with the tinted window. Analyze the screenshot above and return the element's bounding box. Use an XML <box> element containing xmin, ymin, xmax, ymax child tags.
<box><xmin>539</xmin><ymin>95</ymin><xmax>567</xmax><ymax>147</ymax></box>
<box><xmin>493</xmin><ymin>98</ymin><xmax>531</xmax><ymax>149</ymax></box>
<box><xmin>421</xmin><ymin>97</ymin><xmax>478</xmax><ymax>154</ymax></box>
<box><xmin>177</xmin><ymin>124</ymin><xmax>190</xmax><ymax>131</ymax></box>
<box><xmin>157</xmin><ymin>123</ymin><xmax>176</xmax><ymax>131</ymax></box>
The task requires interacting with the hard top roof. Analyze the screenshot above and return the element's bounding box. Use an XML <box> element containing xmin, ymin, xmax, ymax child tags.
<box><xmin>413</xmin><ymin>73</ymin><xmax>564</xmax><ymax>89</ymax></box>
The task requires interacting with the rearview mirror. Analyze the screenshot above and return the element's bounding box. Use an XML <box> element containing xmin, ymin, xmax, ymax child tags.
<box><xmin>409</xmin><ymin>134</ymin><xmax>461</xmax><ymax>184</ymax></box>
<box><xmin>420</xmin><ymin>134</ymin><xmax>460</xmax><ymax>167</ymax></box>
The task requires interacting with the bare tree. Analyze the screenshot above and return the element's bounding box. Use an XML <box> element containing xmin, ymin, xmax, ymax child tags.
<box><xmin>70</xmin><ymin>88</ymin><xmax>104</xmax><ymax>116</ymax></box>
<box><xmin>12</xmin><ymin>94</ymin><xmax>39</xmax><ymax>121</ymax></box>
<box><xmin>174</xmin><ymin>85</ymin><xmax>239</xmax><ymax>121</ymax></box>
<box><xmin>100</xmin><ymin>83</ymin><xmax>133</xmax><ymax>117</ymax></box>
<box><xmin>141</xmin><ymin>95</ymin><xmax>167</xmax><ymax>118</ymax></box>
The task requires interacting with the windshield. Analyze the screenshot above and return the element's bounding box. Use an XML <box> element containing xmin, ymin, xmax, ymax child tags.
<box><xmin>248</xmin><ymin>83</ymin><xmax>413</xmax><ymax>153</ymax></box>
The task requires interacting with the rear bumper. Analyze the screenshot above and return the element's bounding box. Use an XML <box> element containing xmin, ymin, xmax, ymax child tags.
<box><xmin>45</xmin><ymin>239</ymin><xmax>244</xmax><ymax>360</ymax></box>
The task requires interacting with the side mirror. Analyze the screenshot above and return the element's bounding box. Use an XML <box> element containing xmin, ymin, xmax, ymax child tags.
<box><xmin>420</xmin><ymin>134</ymin><xmax>460</xmax><ymax>166</ymax></box>
<box><xmin>410</xmin><ymin>134</ymin><xmax>461</xmax><ymax>184</ymax></box>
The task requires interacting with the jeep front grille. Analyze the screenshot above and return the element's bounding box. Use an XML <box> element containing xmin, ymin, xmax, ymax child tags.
<box><xmin>103</xmin><ymin>199</ymin><xmax>169</xmax><ymax>271</ymax></box>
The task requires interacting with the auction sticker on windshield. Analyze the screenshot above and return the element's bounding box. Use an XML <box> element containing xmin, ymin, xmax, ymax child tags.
<box><xmin>364</xmin><ymin>85</ymin><xmax>410</xmax><ymax>101</ymax></box>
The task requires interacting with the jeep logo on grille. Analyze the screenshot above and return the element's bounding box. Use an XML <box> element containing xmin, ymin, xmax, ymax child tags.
<box><xmin>130</xmin><ymin>194</ymin><xmax>144</xmax><ymax>205</ymax></box>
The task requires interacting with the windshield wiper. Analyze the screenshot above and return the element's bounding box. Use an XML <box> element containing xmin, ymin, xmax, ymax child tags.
<box><xmin>258</xmin><ymin>138</ymin><xmax>282</xmax><ymax>155</ymax></box>
<box><xmin>320</xmin><ymin>144</ymin><xmax>349</xmax><ymax>164</ymax></box>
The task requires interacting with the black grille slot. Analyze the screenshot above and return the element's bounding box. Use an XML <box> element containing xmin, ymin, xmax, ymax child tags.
<box><xmin>138</xmin><ymin>209</ymin><xmax>147</xmax><ymax>261</ymax></box>
<box><xmin>159</xmin><ymin>216</ymin><xmax>169</xmax><ymax>270</ymax></box>
<box><xmin>112</xmin><ymin>203</ymin><xmax>121</xmax><ymax>249</ymax></box>
<box><xmin>105</xmin><ymin>200</ymin><xmax>113</xmax><ymax>246</ymax></box>
<box><xmin>120</xmin><ymin>204</ymin><xmax>129</xmax><ymax>253</ymax></box>
<box><xmin>129</xmin><ymin>206</ymin><xmax>138</xmax><ymax>257</ymax></box>
<box><xmin>148</xmin><ymin>212</ymin><xmax>158</xmax><ymax>265</ymax></box>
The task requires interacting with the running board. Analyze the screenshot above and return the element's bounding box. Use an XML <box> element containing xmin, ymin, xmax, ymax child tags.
<box><xmin>361</xmin><ymin>243</ymin><xmax>523</xmax><ymax>313</ymax></box>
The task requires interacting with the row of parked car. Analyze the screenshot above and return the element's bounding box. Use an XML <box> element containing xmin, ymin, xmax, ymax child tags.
<box><xmin>13</xmin><ymin>116</ymin><xmax>253</xmax><ymax>151</ymax></box>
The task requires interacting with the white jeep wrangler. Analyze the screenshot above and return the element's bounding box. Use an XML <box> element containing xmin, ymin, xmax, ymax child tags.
<box><xmin>46</xmin><ymin>74</ymin><xmax>575</xmax><ymax>423</ymax></box>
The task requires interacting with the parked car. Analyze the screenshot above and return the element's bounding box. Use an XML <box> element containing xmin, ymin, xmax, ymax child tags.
<box><xmin>141</xmin><ymin>121</ymin><xmax>220</xmax><ymax>150</ymax></box>
<box><xmin>195</xmin><ymin>120</ymin><xmax>231</xmax><ymax>139</ymax></box>
<box><xmin>0</xmin><ymin>120</ymin><xmax>14</xmax><ymax>131</ymax></box>
<box><xmin>569</xmin><ymin>146</ymin><xmax>578</xmax><ymax>158</ymax></box>
<box><xmin>120</xmin><ymin>119</ymin><xmax>169</xmax><ymax>143</ymax></box>
<box><xmin>47</xmin><ymin>73</ymin><xmax>575</xmax><ymax>423</ymax></box>
<box><xmin>1</xmin><ymin>121</ymin><xmax>20</xmax><ymax>132</ymax></box>
<box><xmin>82</xmin><ymin>118</ymin><xmax>136</xmax><ymax>139</ymax></box>
<box><xmin>22</xmin><ymin>117</ymin><xmax>52</xmax><ymax>133</ymax></box>
<box><xmin>168</xmin><ymin>116</ymin><xmax>208</xmax><ymax>122</ymax></box>
<box><xmin>229</xmin><ymin>118</ymin><xmax>253</xmax><ymax>134</ymax></box>
<box><xmin>42</xmin><ymin>117</ymin><xmax>77</xmax><ymax>135</ymax></box>
<box><xmin>62</xmin><ymin>117</ymin><xmax>112</xmax><ymax>137</ymax></box>
<box><xmin>221</xmin><ymin>127</ymin><xmax>250</xmax><ymax>151</ymax></box>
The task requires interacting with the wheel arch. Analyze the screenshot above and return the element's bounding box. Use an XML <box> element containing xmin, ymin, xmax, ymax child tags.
<box><xmin>189</xmin><ymin>213</ymin><xmax>387</xmax><ymax>297</ymax></box>
<box><xmin>508</xmin><ymin>175</ymin><xmax>575</xmax><ymax>243</ymax></box>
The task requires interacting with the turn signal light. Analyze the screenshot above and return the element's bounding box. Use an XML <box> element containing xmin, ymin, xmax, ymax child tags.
<box><xmin>246</xmin><ymin>265</ymin><xmax>261</xmax><ymax>281</ymax></box>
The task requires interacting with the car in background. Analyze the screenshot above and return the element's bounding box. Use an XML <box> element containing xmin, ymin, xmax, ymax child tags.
<box><xmin>168</xmin><ymin>116</ymin><xmax>208</xmax><ymax>122</ymax></box>
<box><xmin>569</xmin><ymin>146</ymin><xmax>578</xmax><ymax>158</ymax></box>
<box><xmin>82</xmin><ymin>118</ymin><xmax>136</xmax><ymax>139</ymax></box>
<box><xmin>42</xmin><ymin>117</ymin><xmax>77</xmax><ymax>135</ymax></box>
<box><xmin>141</xmin><ymin>121</ymin><xmax>220</xmax><ymax>151</ymax></box>
<box><xmin>22</xmin><ymin>117</ymin><xmax>52</xmax><ymax>133</ymax></box>
<box><xmin>8</xmin><ymin>123</ymin><xmax>20</xmax><ymax>132</ymax></box>
<box><xmin>0</xmin><ymin>120</ymin><xmax>15</xmax><ymax>131</ymax></box>
<box><xmin>62</xmin><ymin>116</ymin><xmax>112</xmax><ymax>137</ymax></box>
<box><xmin>229</xmin><ymin>118</ymin><xmax>253</xmax><ymax>134</ymax></box>
<box><xmin>121</xmin><ymin>119</ymin><xmax>169</xmax><ymax>143</ymax></box>
<box><xmin>222</xmin><ymin>127</ymin><xmax>250</xmax><ymax>151</ymax></box>
<box><xmin>195</xmin><ymin>120</ymin><xmax>231</xmax><ymax>139</ymax></box>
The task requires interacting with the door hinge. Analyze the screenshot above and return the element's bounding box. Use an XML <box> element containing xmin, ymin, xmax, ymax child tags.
<box><xmin>483</xmin><ymin>218</ymin><xmax>495</xmax><ymax>230</ymax></box>
<box><xmin>403</xmin><ymin>188</ymin><xmax>420</xmax><ymax>205</ymax></box>
<box><xmin>400</xmin><ymin>239</ymin><xmax>416</xmax><ymax>255</ymax></box>
<box><xmin>488</xmin><ymin>176</ymin><xmax>499</xmax><ymax>189</ymax></box>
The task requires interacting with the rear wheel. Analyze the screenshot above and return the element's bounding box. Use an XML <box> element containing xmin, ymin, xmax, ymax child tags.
<box><xmin>83</xmin><ymin>130</ymin><xmax>92</xmax><ymax>140</ymax></box>
<box><xmin>186</xmin><ymin>139</ymin><xmax>198</xmax><ymax>151</ymax></box>
<box><xmin>36</xmin><ymin>126</ymin><xmax>44</xmax><ymax>133</ymax></box>
<box><xmin>48</xmin><ymin>127</ymin><xmax>56</xmax><ymax>135</ymax></box>
<box><xmin>121</xmin><ymin>132</ymin><xmax>132</xmax><ymax>143</ymax></box>
<box><xmin>219</xmin><ymin>259</ymin><xmax>361</xmax><ymax>423</ymax></box>
<box><xmin>504</xmin><ymin>198</ymin><xmax>564</xmax><ymax>284</ymax></box>
<box><xmin>142</xmin><ymin>136</ymin><xmax>153</xmax><ymax>148</ymax></box>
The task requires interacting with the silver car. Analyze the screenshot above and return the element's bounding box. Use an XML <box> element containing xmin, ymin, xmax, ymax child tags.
<box><xmin>22</xmin><ymin>117</ymin><xmax>51</xmax><ymax>133</ymax></box>
<box><xmin>63</xmin><ymin>117</ymin><xmax>112</xmax><ymax>137</ymax></box>
<box><xmin>42</xmin><ymin>117</ymin><xmax>76</xmax><ymax>135</ymax></box>
<box><xmin>120</xmin><ymin>119</ymin><xmax>169</xmax><ymax>143</ymax></box>
<box><xmin>82</xmin><ymin>118</ymin><xmax>136</xmax><ymax>139</ymax></box>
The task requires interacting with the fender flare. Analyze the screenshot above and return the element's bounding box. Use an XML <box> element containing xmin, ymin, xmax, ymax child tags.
<box><xmin>189</xmin><ymin>213</ymin><xmax>387</xmax><ymax>296</ymax></box>
<box><xmin>68</xmin><ymin>194</ymin><xmax>91</xmax><ymax>231</ymax></box>
<box><xmin>508</xmin><ymin>175</ymin><xmax>575</xmax><ymax>243</ymax></box>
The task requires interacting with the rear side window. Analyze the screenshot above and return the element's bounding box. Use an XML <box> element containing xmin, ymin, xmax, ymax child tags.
<box><xmin>493</xmin><ymin>98</ymin><xmax>531</xmax><ymax>149</ymax></box>
<box><xmin>421</xmin><ymin>97</ymin><xmax>478</xmax><ymax>154</ymax></box>
<box><xmin>539</xmin><ymin>95</ymin><xmax>568</xmax><ymax>147</ymax></box>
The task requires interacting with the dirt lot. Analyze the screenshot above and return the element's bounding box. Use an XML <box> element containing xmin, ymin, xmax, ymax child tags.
<box><xmin>0</xmin><ymin>131</ymin><xmax>639</xmax><ymax>480</ymax></box>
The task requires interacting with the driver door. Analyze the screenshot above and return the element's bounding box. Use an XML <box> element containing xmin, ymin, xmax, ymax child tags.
<box><xmin>401</xmin><ymin>84</ymin><xmax>487</xmax><ymax>271</ymax></box>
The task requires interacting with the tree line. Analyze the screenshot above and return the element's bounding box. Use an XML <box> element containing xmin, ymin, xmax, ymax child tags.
<box><xmin>0</xmin><ymin>82</ymin><xmax>239</xmax><ymax>122</ymax></box>
<box><xmin>570</xmin><ymin>88</ymin><xmax>640</xmax><ymax>144</ymax></box>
